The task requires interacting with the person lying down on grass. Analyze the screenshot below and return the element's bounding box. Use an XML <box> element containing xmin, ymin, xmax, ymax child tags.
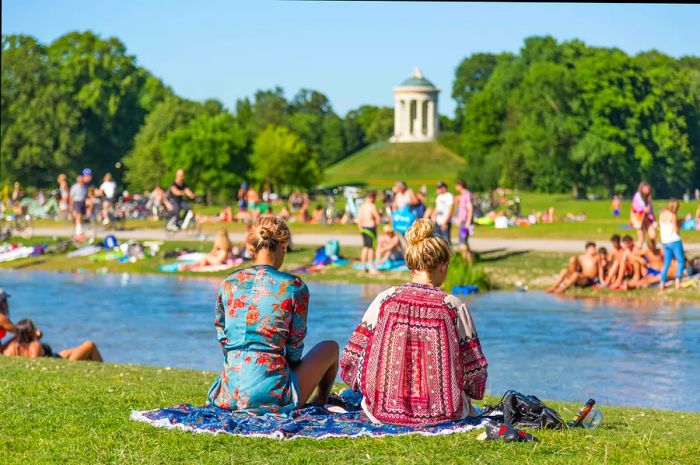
<box><xmin>1</xmin><ymin>319</ymin><xmax>103</xmax><ymax>362</ymax></box>
<box><xmin>340</xmin><ymin>219</ymin><xmax>488</xmax><ymax>426</ymax></box>
<box><xmin>179</xmin><ymin>229</ymin><xmax>236</xmax><ymax>271</ymax></box>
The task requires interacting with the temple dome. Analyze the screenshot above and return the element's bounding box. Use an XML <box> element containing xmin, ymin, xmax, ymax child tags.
<box><xmin>399</xmin><ymin>67</ymin><xmax>436</xmax><ymax>88</ymax></box>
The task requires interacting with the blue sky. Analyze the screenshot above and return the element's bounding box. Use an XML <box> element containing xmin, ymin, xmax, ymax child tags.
<box><xmin>3</xmin><ymin>1</ymin><xmax>699</xmax><ymax>116</ymax></box>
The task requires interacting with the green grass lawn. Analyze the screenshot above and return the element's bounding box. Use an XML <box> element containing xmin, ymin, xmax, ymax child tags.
<box><xmin>2</xmin><ymin>357</ymin><xmax>698</xmax><ymax>465</ymax></box>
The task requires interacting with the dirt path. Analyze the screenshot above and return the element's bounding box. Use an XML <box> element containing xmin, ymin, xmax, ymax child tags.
<box><xmin>28</xmin><ymin>225</ymin><xmax>700</xmax><ymax>254</ymax></box>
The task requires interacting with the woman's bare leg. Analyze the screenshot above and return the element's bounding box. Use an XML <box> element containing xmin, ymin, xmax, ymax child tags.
<box><xmin>59</xmin><ymin>340</ymin><xmax>103</xmax><ymax>362</ymax></box>
<box><xmin>292</xmin><ymin>340</ymin><xmax>339</xmax><ymax>407</ymax></box>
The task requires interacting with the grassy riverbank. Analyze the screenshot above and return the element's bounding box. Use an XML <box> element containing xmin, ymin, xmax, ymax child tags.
<box><xmin>2</xmin><ymin>236</ymin><xmax>699</xmax><ymax>301</ymax></box>
<box><xmin>1</xmin><ymin>357</ymin><xmax>698</xmax><ymax>465</ymax></box>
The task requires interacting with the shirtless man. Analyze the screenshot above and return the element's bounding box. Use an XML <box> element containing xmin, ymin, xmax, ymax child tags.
<box><xmin>600</xmin><ymin>235</ymin><xmax>624</xmax><ymax>287</ymax></box>
<box><xmin>546</xmin><ymin>242</ymin><xmax>599</xmax><ymax>294</ymax></box>
<box><xmin>357</xmin><ymin>191</ymin><xmax>381</xmax><ymax>275</ymax></box>
<box><xmin>610</xmin><ymin>235</ymin><xmax>641</xmax><ymax>288</ymax></box>
<box><xmin>376</xmin><ymin>225</ymin><xmax>403</xmax><ymax>265</ymax></box>
<box><xmin>625</xmin><ymin>240</ymin><xmax>670</xmax><ymax>289</ymax></box>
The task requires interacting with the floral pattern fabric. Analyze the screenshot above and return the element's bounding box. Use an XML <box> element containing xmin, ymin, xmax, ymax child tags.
<box><xmin>340</xmin><ymin>283</ymin><xmax>488</xmax><ymax>426</ymax></box>
<box><xmin>207</xmin><ymin>264</ymin><xmax>309</xmax><ymax>414</ymax></box>
<box><xmin>130</xmin><ymin>403</ymin><xmax>490</xmax><ymax>439</ymax></box>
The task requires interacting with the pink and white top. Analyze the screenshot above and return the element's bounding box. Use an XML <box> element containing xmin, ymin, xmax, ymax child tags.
<box><xmin>455</xmin><ymin>190</ymin><xmax>473</xmax><ymax>224</ymax></box>
<box><xmin>340</xmin><ymin>283</ymin><xmax>488</xmax><ymax>426</ymax></box>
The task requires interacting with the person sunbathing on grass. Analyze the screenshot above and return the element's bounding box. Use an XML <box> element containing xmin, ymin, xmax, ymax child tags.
<box><xmin>179</xmin><ymin>229</ymin><xmax>235</xmax><ymax>271</ymax></box>
<box><xmin>597</xmin><ymin>247</ymin><xmax>613</xmax><ymax>286</ymax></box>
<box><xmin>624</xmin><ymin>240</ymin><xmax>672</xmax><ymax>290</ymax></box>
<box><xmin>600</xmin><ymin>235</ymin><xmax>625</xmax><ymax>288</ymax></box>
<box><xmin>340</xmin><ymin>219</ymin><xmax>488</xmax><ymax>426</ymax></box>
<box><xmin>546</xmin><ymin>242</ymin><xmax>599</xmax><ymax>294</ymax></box>
<box><xmin>206</xmin><ymin>216</ymin><xmax>338</xmax><ymax>413</ymax></box>
<box><xmin>2</xmin><ymin>319</ymin><xmax>102</xmax><ymax>362</ymax></box>
<box><xmin>609</xmin><ymin>235</ymin><xmax>641</xmax><ymax>289</ymax></box>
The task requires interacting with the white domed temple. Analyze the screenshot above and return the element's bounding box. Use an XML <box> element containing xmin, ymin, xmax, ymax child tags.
<box><xmin>390</xmin><ymin>67</ymin><xmax>440</xmax><ymax>143</ymax></box>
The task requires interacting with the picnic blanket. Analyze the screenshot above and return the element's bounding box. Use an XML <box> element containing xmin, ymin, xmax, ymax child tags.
<box><xmin>0</xmin><ymin>246</ymin><xmax>35</xmax><ymax>262</ymax></box>
<box><xmin>352</xmin><ymin>259</ymin><xmax>409</xmax><ymax>272</ymax></box>
<box><xmin>160</xmin><ymin>256</ymin><xmax>244</xmax><ymax>273</ymax></box>
<box><xmin>131</xmin><ymin>404</ymin><xmax>489</xmax><ymax>440</ymax></box>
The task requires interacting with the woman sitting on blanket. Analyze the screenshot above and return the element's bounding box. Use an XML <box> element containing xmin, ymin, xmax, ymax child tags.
<box><xmin>340</xmin><ymin>219</ymin><xmax>488</xmax><ymax>426</ymax></box>
<box><xmin>2</xmin><ymin>319</ymin><xmax>103</xmax><ymax>361</ymax></box>
<box><xmin>179</xmin><ymin>230</ymin><xmax>236</xmax><ymax>271</ymax></box>
<box><xmin>207</xmin><ymin>216</ymin><xmax>339</xmax><ymax>413</ymax></box>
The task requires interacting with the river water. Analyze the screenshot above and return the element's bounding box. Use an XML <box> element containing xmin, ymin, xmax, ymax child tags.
<box><xmin>2</xmin><ymin>270</ymin><xmax>699</xmax><ymax>412</ymax></box>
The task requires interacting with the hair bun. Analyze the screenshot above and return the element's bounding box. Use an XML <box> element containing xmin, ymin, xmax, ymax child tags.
<box><xmin>258</xmin><ymin>225</ymin><xmax>275</xmax><ymax>242</ymax></box>
<box><xmin>405</xmin><ymin>219</ymin><xmax>435</xmax><ymax>246</ymax></box>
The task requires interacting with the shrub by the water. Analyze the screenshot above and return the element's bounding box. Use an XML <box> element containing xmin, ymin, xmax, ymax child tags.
<box><xmin>442</xmin><ymin>255</ymin><xmax>491</xmax><ymax>292</ymax></box>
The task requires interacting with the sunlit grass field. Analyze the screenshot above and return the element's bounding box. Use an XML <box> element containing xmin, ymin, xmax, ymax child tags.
<box><xmin>2</xmin><ymin>357</ymin><xmax>699</xmax><ymax>465</ymax></box>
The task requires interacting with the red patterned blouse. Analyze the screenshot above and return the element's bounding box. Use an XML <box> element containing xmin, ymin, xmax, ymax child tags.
<box><xmin>340</xmin><ymin>283</ymin><xmax>488</xmax><ymax>426</ymax></box>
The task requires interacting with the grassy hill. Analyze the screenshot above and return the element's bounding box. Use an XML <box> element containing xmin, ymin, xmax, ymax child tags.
<box><xmin>323</xmin><ymin>141</ymin><xmax>466</xmax><ymax>188</ymax></box>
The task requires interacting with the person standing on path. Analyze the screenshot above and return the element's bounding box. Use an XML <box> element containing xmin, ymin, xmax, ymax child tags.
<box><xmin>454</xmin><ymin>179</ymin><xmax>475</xmax><ymax>262</ymax></box>
<box><xmin>357</xmin><ymin>191</ymin><xmax>381</xmax><ymax>275</ymax></box>
<box><xmin>432</xmin><ymin>181</ymin><xmax>454</xmax><ymax>245</ymax></box>
<box><xmin>69</xmin><ymin>171</ymin><xmax>89</xmax><ymax>237</ymax></box>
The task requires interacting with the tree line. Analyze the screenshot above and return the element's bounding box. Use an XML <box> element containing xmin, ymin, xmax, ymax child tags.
<box><xmin>2</xmin><ymin>32</ymin><xmax>699</xmax><ymax>199</ymax></box>
<box><xmin>1</xmin><ymin>32</ymin><xmax>393</xmax><ymax>200</ymax></box>
<box><xmin>449</xmin><ymin>36</ymin><xmax>700</xmax><ymax>197</ymax></box>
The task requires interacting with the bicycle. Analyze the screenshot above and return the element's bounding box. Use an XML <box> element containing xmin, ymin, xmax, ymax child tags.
<box><xmin>0</xmin><ymin>205</ymin><xmax>34</xmax><ymax>239</ymax></box>
<box><xmin>165</xmin><ymin>206</ymin><xmax>199</xmax><ymax>236</ymax></box>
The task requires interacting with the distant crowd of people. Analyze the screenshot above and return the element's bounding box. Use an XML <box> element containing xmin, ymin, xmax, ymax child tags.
<box><xmin>548</xmin><ymin>183</ymin><xmax>697</xmax><ymax>294</ymax></box>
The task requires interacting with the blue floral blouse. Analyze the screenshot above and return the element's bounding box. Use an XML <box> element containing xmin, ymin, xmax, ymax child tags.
<box><xmin>207</xmin><ymin>264</ymin><xmax>309</xmax><ymax>413</ymax></box>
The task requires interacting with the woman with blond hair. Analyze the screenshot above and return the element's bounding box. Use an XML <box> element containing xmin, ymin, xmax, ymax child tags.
<box><xmin>659</xmin><ymin>199</ymin><xmax>685</xmax><ymax>290</ymax></box>
<box><xmin>207</xmin><ymin>216</ymin><xmax>338</xmax><ymax>413</ymax></box>
<box><xmin>179</xmin><ymin>229</ymin><xmax>234</xmax><ymax>271</ymax></box>
<box><xmin>340</xmin><ymin>219</ymin><xmax>488</xmax><ymax>426</ymax></box>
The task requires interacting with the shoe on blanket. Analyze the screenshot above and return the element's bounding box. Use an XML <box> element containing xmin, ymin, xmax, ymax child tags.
<box><xmin>478</xmin><ymin>420</ymin><xmax>538</xmax><ymax>442</ymax></box>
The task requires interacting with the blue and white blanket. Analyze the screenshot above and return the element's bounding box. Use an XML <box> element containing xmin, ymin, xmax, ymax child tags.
<box><xmin>131</xmin><ymin>404</ymin><xmax>489</xmax><ymax>440</ymax></box>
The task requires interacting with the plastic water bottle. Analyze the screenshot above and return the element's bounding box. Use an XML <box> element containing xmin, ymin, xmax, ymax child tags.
<box><xmin>580</xmin><ymin>408</ymin><xmax>603</xmax><ymax>429</ymax></box>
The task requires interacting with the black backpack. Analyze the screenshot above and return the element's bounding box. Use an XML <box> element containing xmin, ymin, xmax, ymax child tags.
<box><xmin>482</xmin><ymin>390</ymin><xmax>564</xmax><ymax>430</ymax></box>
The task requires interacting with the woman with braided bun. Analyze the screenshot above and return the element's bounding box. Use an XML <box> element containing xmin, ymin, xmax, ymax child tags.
<box><xmin>340</xmin><ymin>219</ymin><xmax>488</xmax><ymax>426</ymax></box>
<box><xmin>207</xmin><ymin>216</ymin><xmax>339</xmax><ymax>413</ymax></box>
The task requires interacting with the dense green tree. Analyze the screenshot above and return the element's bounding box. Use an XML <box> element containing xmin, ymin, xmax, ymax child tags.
<box><xmin>250</xmin><ymin>125</ymin><xmax>320</xmax><ymax>190</ymax></box>
<box><xmin>1</xmin><ymin>35</ymin><xmax>83</xmax><ymax>185</ymax></box>
<box><xmin>454</xmin><ymin>36</ymin><xmax>699</xmax><ymax>196</ymax></box>
<box><xmin>47</xmin><ymin>31</ymin><xmax>167</xmax><ymax>178</ymax></box>
<box><xmin>122</xmin><ymin>97</ymin><xmax>206</xmax><ymax>192</ymax></box>
<box><xmin>1</xmin><ymin>31</ymin><xmax>168</xmax><ymax>186</ymax></box>
<box><xmin>161</xmin><ymin>112</ymin><xmax>248</xmax><ymax>202</ymax></box>
<box><xmin>250</xmin><ymin>87</ymin><xmax>289</xmax><ymax>134</ymax></box>
<box><xmin>452</xmin><ymin>53</ymin><xmax>500</xmax><ymax>126</ymax></box>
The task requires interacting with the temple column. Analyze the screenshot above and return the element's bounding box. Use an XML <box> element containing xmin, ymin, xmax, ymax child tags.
<box><xmin>415</xmin><ymin>98</ymin><xmax>422</xmax><ymax>139</ymax></box>
<box><xmin>426</xmin><ymin>99</ymin><xmax>434</xmax><ymax>139</ymax></box>
<box><xmin>394</xmin><ymin>97</ymin><xmax>401</xmax><ymax>138</ymax></box>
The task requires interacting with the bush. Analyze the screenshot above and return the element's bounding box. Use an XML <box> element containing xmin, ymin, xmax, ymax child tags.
<box><xmin>442</xmin><ymin>254</ymin><xmax>491</xmax><ymax>292</ymax></box>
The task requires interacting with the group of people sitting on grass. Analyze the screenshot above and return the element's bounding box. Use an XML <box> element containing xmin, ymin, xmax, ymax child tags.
<box><xmin>205</xmin><ymin>216</ymin><xmax>487</xmax><ymax>426</ymax></box>
<box><xmin>0</xmin><ymin>289</ymin><xmax>102</xmax><ymax>361</ymax></box>
<box><xmin>547</xmin><ymin>198</ymin><xmax>694</xmax><ymax>294</ymax></box>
